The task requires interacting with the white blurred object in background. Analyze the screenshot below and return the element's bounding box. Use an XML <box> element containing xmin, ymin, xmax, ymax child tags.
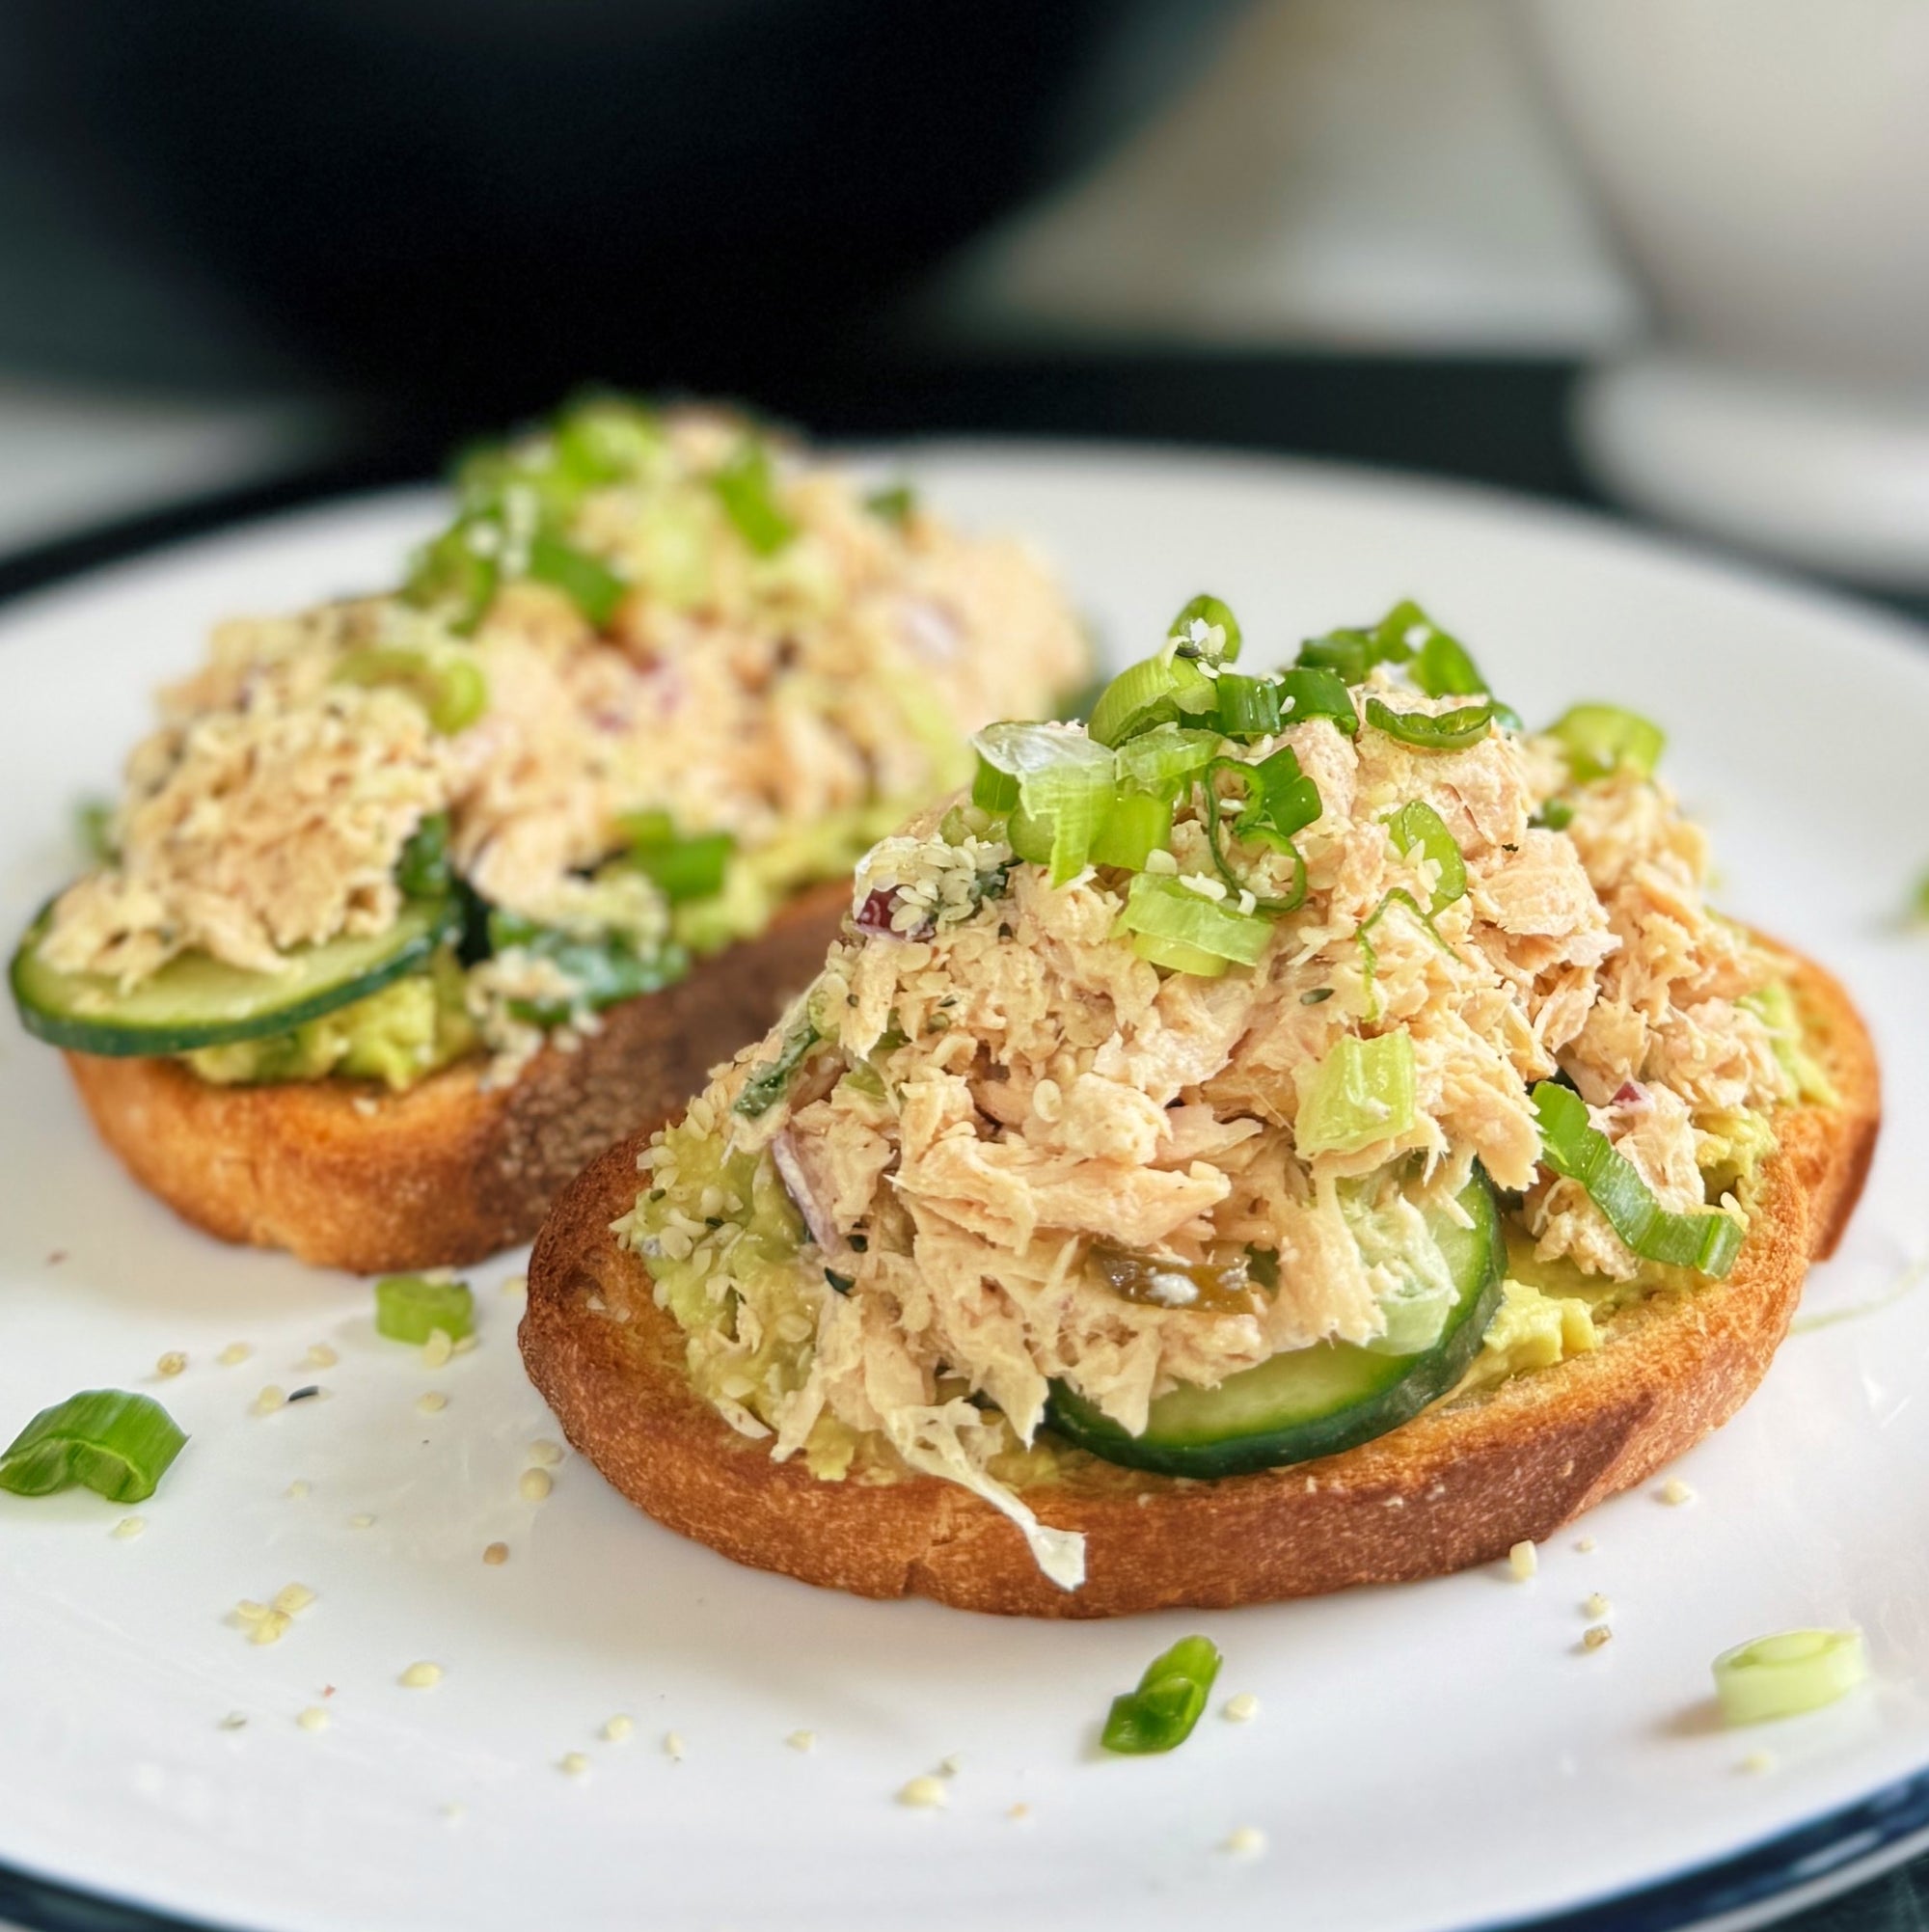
<box><xmin>1523</xmin><ymin>0</ymin><xmax>1929</xmax><ymax>585</ymax></box>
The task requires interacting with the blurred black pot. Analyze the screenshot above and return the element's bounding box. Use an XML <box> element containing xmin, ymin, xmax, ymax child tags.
<box><xmin>14</xmin><ymin>0</ymin><xmax>1234</xmax><ymax>412</ymax></box>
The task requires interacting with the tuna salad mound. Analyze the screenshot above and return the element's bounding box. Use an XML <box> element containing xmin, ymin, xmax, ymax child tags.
<box><xmin>12</xmin><ymin>396</ymin><xmax>1089</xmax><ymax>1089</ymax></box>
<box><xmin>617</xmin><ymin>595</ymin><xmax>1836</xmax><ymax>1592</ymax></box>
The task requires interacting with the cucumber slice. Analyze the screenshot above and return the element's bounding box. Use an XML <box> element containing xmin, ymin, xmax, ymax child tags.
<box><xmin>1047</xmin><ymin>1167</ymin><xmax>1507</xmax><ymax>1479</ymax></box>
<box><xmin>11</xmin><ymin>897</ymin><xmax>459</xmax><ymax>1056</ymax></box>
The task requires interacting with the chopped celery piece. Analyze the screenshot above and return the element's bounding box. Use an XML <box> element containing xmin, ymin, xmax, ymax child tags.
<box><xmin>973</xmin><ymin>723</ymin><xmax>1119</xmax><ymax>884</ymax></box>
<box><xmin>1548</xmin><ymin>703</ymin><xmax>1666</xmax><ymax>783</ymax></box>
<box><xmin>1114</xmin><ymin>723</ymin><xmax>1219</xmax><ymax>791</ymax></box>
<box><xmin>374</xmin><ymin>1275</ymin><xmax>475</xmax><ymax>1346</ymax></box>
<box><xmin>0</xmin><ymin>1391</ymin><xmax>186</xmax><ymax>1504</ymax></box>
<box><xmin>1713</xmin><ymin>1629</ymin><xmax>1867</xmax><ymax>1726</ymax></box>
<box><xmin>1101</xmin><ymin>1635</ymin><xmax>1222</xmax><ymax>1755</ymax></box>
<box><xmin>1297</xmin><ymin>1030</ymin><xmax>1417</xmax><ymax>1158</ymax></box>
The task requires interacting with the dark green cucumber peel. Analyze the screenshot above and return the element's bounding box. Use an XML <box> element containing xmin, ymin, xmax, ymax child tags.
<box><xmin>10</xmin><ymin>896</ymin><xmax>459</xmax><ymax>1056</ymax></box>
<box><xmin>1046</xmin><ymin>1168</ymin><xmax>1507</xmax><ymax>1479</ymax></box>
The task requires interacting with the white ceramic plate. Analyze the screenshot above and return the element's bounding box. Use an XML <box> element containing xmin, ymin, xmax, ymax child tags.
<box><xmin>4</xmin><ymin>447</ymin><xmax>1929</xmax><ymax>1932</ymax></box>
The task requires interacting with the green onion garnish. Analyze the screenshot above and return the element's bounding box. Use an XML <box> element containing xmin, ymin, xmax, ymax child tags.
<box><xmin>734</xmin><ymin>1017</ymin><xmax>825</xmax><ymax>1120</ymax></box>
<box><xmin>550</xmin><ymin>393</ymin><xmax>666</xmax><ymax>484</ymax></box>
<box><xmin>1275</xmin><ymin>665</ymin><xmax>1359</xmax><ymax>737</ymax></box>
<box><xmin>395</xmin><ymin>812</ymin><xmax>453</xmax><ymax>899</ymax></box>
<box><xmin>1547</xmin><ymin>703</ymin><xmax>1665</xmax><ymax>784</ymax></box>
<box><xmin>528</xmin><ymin>531</ymin><xmax>628</xmax><ymax>629</ymax></box>
<box><xmin>1168</xmin><ymin>593</ymin><xmax>1242</xmax><ymax>664</ymax></box>
<box><xmin>374</xmin><ymin>1274</ymin><xmax>475</xmax><ymax>1346</ymax></box>
<box><xmin>0</xmin><ymin>1391</ymin><xmax>186</xmax><ymax>1504</ymax></box>
<box><xmin>401</xmin><ymin>525</ymin><xmax>502</xmax><ymax>636</ymax></box>
<box><xmin>1209</xmin><ymin>671</ymin><xmax>1280</xmax><ymax>740</ymax></box>
<box><xmin>1202</xmin><ymin>749</ymin><xmax>1318</xmax><ymax>915</ymax></box>
<box><xmin>1114</xmin><ymin>874</ymin><xmax>1272</xmax><ymax>976</ymax></box>
<box><xmin>619</xmin><ymin>810</ymin><xmax>735</xmax><ymax>905</ymax></box>
<box><xmin>1713</xmin><ymin>1629</ymin><xmax>1868</xmax><ymax>1726</ymax></box>
<box><xmin>1113</xmin><ymin>723</ymin><xmax>1219</xmax><ymax>792</ymax></box>
<box><xmin>1384</xmin><ymin>800</ymin><xmax>1466</xmax><ymax>913</ymax></box>
<box><xmin>712</xmin><ymin>443</ymin><xmax>798</xmax><ymax>557</ymax></box>
<box><xmin>1088</xmin><ymin>789</ymin><xmax>1174</xmax><ymax>871</ymax></box>
<box><xmin>1086</xmin><ymin>651</ymin><xmax>1216</xmax><ymax>748</ymax></box>
<box><xmin>335</xmin><ymin>647</ymin><xmax>489</xmax><ymax>735</ymax></box>
<box><xmin>864</xmin><ymin>482</ymin><xmax>916</xmax><ymax>526</ymax></box>
<box><xmin>1531</xmin><ymin>1080</ymin><xmax>1743</xmax><ymax>1277</ymax></box>
<box><xmin>1534</xmin><ymin>800</ymin><xmax>1576</xmax><ymax>831</ymax></box>
<box><xmin>1100</xmin><ymin>1635</ymin><xmax>1222</xmax><ymax>1755</ymax></box>
<box><xmin>1296</xmin><ymin>1030</ymin><xmax>1418</xmax><ymax>1158</ymax></box>
<box><xmin>1364</xmin><ymin>694</ymin><xmax>1496</xmax><ymax>752</ymax></box>
<box><xmin>974</xmin><ymin>722</ymin><xmax>1120</xmax><ymax>885</ymax></box>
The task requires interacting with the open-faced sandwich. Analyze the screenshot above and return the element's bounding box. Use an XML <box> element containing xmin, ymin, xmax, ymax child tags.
<box><xmin>523</xmin><ymin>595</ymin><xmax>1878</xmax><ymax>1617</ymax></box>
<box><xmin>9</xmin><ymin>397</ymin><xmax>1090</xmax><ymax>1271</ymax></box>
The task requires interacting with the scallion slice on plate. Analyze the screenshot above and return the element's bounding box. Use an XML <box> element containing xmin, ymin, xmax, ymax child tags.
<box><xmin>0</xmin><ymin>1391</ymin><xmax>186</xmax><ymax>1505</ymax></box>
<box><xmin>1713</xmin><ymin>1629</ymin><xmax>1868</xmax><ymax>1725</ymax></box>
<box><xmin>1101</xmin><ymin>1635</ymin><xmax>1223</xmax><ymax>1755</ymax></box>
<box><xmin>374</xmin><ymin>1276</ymin><xmax>475</xmax><ymax>1347</ymax></box>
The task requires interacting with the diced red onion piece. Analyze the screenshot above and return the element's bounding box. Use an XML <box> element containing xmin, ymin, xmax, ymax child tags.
<box><xmin>770</xmin><ymin>1129</ymin><xmax>846</xmax><ymax>1257</ymax></box>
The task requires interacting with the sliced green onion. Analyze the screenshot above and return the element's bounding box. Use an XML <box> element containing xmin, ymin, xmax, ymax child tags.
<box><xmin>1100</xmin><ymin>1634</ymin><xmax>1222</xmax><ymax>1755</ymax></box>
<box><xmin>1086</xmin><ymin>653</ymin><xmax>1216</xmax><ymax>748</ymax></box>
<box><xmin>1212</xmin><ymin>672</ymin><xmax>1281</xmax><ymax>739</ymax></box>
<box><xmin>619</xmin><ymin>810</ymin><xmax>735</xmax><ymax>904</ymax></box>
<box><xmin>1167</xmin><ymin>593</ymin><xmax>1242</xmax><ymax>665</ymax></box>
<box><xmin>971</xmin><ymin>755</ymin><xmax>1020</xmax><ymax>814</ymax></box>
<box><xmin>374</xmin><ymin>1274</ymin><xmax>475</xmax><ymax>1346</ymax></box>
<box><xmin>1113</xmin><ymin>723</ymin><xmax>1219</xmax><ymax>792</ymax></box>
<box><xmin>734</xmin><ymin>1017</ymin><xmax>825</xmax><ymax>1119</ymax></box>
<box><xmin>1384</xmin><ymin>800</ymin><xmax>1466</xmax><ymax>913</ymax></box>
<box><xmin>0</xmin><ymin>1391</ymin><xmax>186</xmax><ymax>1504</ymax></box>
<box><xmin>486</xmin><ymin>911</ymin><xmax>689</xmax><ymax>1022</ymax></box>
<box><xmin>1203</xmin><ymin>750</ymin><xmax>1317</xmax><ymax>915</ymax></box>
<box><xmin>1296</xmin><ymin>1030</ymin><xmax>1417</xmax><ymax>1158</ymax></box>
<box><xmin>1548</xmin><ymin>703</ymin><xmax>1666</xmax><ymax>783</ymax></box>
<box><xmin>528</xmin><ymin>531</ymin><xmax>627</xmax><ymax>628</ymax></box>
<box><xmin>973</xmin><ymin>723</ymin><xmax>1120</xmax><ymax>884</ymax></box>
<box><xmin>396</xmin><ymin>812</ymin><xmax>453</xmax><ymax>899</ymax></box>
<box><xmin>1089</xmin><ymin>790</ymin><xmax>1174</xmax><ymax>871</ymax></box>
<box><xmin>335</xmin><ymin>647</ymin><xmax>489</xmax><ymax>735</ymax></box>
<box><xmin>1713</xmin><ymin>1629</ymin><xmax>1868</xmax><ymax>1725</ymax></box>
<box><xmin>75</xmin><ymin>798</ymin><xmax>117</xmax><ymax>863</ymax></box>
<box><xmin>865</xmin><ymin>482</ymin><xmax>916</xmax><ymax>526</ymax></box>
<box><xmin>1296</xmin><ymin>627</ymin><xmax>1387</xmax><ymax>685</ymax></box>
<box><xmin>401</xmin><ymin>525</ymin><xmax>501</xmax><ymax>636</ymax></box>
<box><xmin>712</xmin><ymin>443</ymin><xmax>797</xmax><ymax>557</ymax></box>
<box><xmin>1534</xmin><ymin>800</ymin><xmax>1576</xmax><ymax>831</ymax></box>
<box><xmin>1531</xmin><ymin>1080</ymin><xmax>1744</xmax><ymax>1277</ymax></box>
<box><xmin>1114</xmin><ymin>873</ymin><xmax>1272</xmax><ymax>976</ymax></box>
<box><xmin>1275</xmin><ymin>665</ymin><xmax>1359</xmax><ymax>737</ymax></box>
<box><xmin>1364</xmin><ymin>694</ymin><xmax>1495</xmax><ymax>752</ymax></box>
<box><xmin>551</xmin><ymin>393</ymin><xmax>666</xmax><ymax>483</ymax></box>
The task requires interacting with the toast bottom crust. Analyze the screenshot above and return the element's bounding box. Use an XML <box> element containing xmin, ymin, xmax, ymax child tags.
<box><xmin>521</xmin><ymin>942</ymin><xmax>1880</xmax><ymax>1619</ymax></box>
<box><xmin>62</xmin><ymin>881</ymin><xmax>849</xmax><ymax>1274</ymax></box>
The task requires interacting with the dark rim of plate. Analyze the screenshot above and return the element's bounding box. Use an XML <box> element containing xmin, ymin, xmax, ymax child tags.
<box><xmin>0</xmin><ymin>461</ymin><xmax>1924</xmax><ymax>1932</ymax></box>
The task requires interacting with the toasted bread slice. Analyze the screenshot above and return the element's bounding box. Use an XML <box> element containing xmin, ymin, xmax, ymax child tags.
<box><xmin>521</xmin><ymin>941</ymin><xmax>1878</xmax><ymax>1619</ymax></box>
<box><xmin>63</xmin><ymin>880</ymin><xmax>848</xmax><ymax>1274</ymax></box>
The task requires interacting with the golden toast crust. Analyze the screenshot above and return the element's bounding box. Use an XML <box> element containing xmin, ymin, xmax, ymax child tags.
<box><xmin>62</xmin><ymin>881</ymin><xmax>849</xmax><ymax>1273</ymax></box>
<box><xmin>520</xmin><ymin>942</ymin><xmax>1880</xmax><ymax>1619</ymax></box>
